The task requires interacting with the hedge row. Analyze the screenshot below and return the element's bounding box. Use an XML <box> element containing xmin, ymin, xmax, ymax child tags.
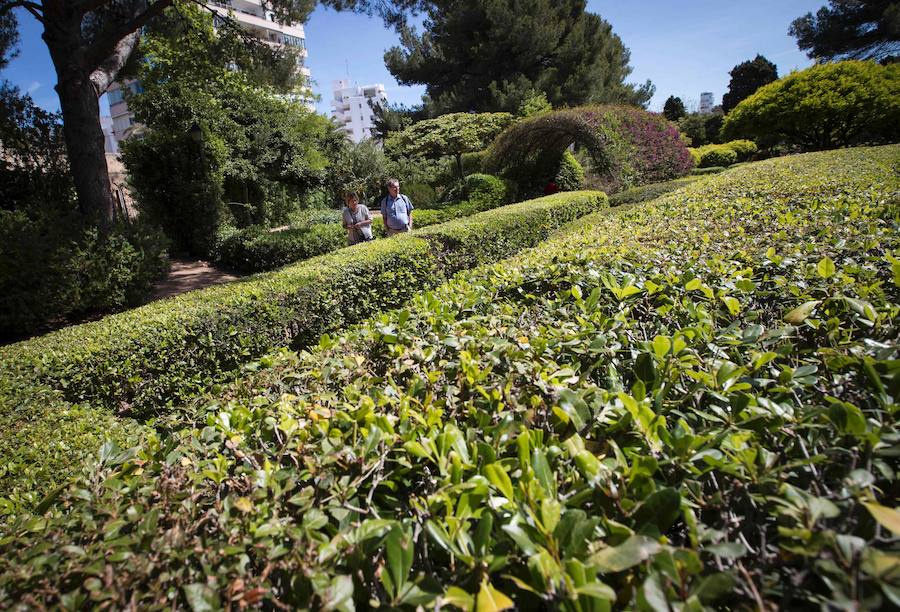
<box><xmin>0</xmin><ymin>190</ymin><xmax>606</xmax><ymax>504</ymax></box>
<box><xmin>689</xmin><ymin>139</ymin><xmax>758</xmax><ymax>168</ymax></box>
<box><xmin>215</xmin><ymin>174</ymin><xmax>509</xmax><ymax>274</ymax></box>
<box><xmin>1</xmin><ymin>146</ymin><xmax>896</xmax><ymax>608</ymax></box>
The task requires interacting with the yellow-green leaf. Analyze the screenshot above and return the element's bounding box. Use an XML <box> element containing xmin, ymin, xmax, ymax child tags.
<box><xmin>476</xmin><ymin>580</ymin><xmax>514</xmax><ymax>612</ymax></box>
<box><xmin>784</xmin><ymin>300</ymin><xmax>820</xmax><ymax>325</ymax></box>
<box><xmin>863</xmin><ymin>502</ymin><xmax>900</xmax><ymax>536</ymax></box>
<box><xmin>484</xmin><ymin>463</ymin><xmax>514</xmax><ymax>500</ymax></box>
<box><xmin>234</xmin><ymin>497</ymin><xmax>253</xmax><ymax>513</ymax></box>
<box><xmin>817</xmin><ymin>256</ymin><xmax>836</xmax><ymax>278</ymax></box>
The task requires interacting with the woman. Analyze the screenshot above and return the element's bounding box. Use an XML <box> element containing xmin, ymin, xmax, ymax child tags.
<box><xmin>341</xmin><ymin>191</ymin><xmax>374</xmax><ymax>245</ymax></box>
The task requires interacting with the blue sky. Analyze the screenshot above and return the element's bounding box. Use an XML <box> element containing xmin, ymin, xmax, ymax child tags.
<box><xmin>2</xmin><ymin>0</ymin><xmax>825</xmax><ymax>117</ymax></box>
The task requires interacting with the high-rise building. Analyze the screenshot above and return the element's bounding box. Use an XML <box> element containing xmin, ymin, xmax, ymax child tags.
<box><xmin>106</xmin><ymin>0</ymin><xmax>312</xmax><ymax>144</ymax></box>
<box><xmin>699</xmin><ymin>92</ymin><xmax>715</xmax><ymax>115</ymax></box>
<box><xmin>331</xmin><ymin>79</ymin><xmax>387</xmax><ymax>143</ymax></box>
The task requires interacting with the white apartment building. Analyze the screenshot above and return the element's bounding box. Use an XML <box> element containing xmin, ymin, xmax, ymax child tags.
<box><xmin>106</xmin><ymin>0</ymin><xmax>312</xmax><ymax>144</ymax></box>
<box><xmin>699</xmin><ymin>92</ymin><xmax>715</xmax><ymax>115</ymax></box>
<box><xmin>331</xmin><ymin>79</ymin><xmax>387</xmax><ymax>143</ymax></box>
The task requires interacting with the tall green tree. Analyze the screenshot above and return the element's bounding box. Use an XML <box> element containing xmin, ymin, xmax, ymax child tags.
<box><xmin>0</xmin><ymin>0</ymin><xmax>421</xmax><ymax>233</ymax></box>
<box><xmin>662</xmin><ymin>95</ymin><xmax>686</xmax><ymax>121</ymax></box>
<box><xmin>723</xmin><ymin>60</ymin><xmax>900</xmax><ymax>150</ymax></box>
<box><xmin>789</xmin><ymin>0</ymin><xmax>900</xmax><ymax>62</ymax></box>
<box><xmin>384</xmin><ymin>0</ymin><xmax>653</xmax><ymax>113</ymax></box>
<box><xmin>721</xmin><ymin>55</ymin><xmax>778</xmax><ymax>113</ymax></box>
<box><xmin>385</xmin><ymin>112</ymin><xmax>515</xmax><ymax>180</ymax></box>
<box><xmin>122</xmin><ymin>4</ymin><xmax>338</xmax><ymax>254</ymax></box>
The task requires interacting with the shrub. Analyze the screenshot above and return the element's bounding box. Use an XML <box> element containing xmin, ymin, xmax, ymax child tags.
<box><xmin>1</xmin><ymin>146</ymin><xmax>896</xmax><ymax>609</ymax></box>
<box><xmin>402</xmin><ymin>182</ymin><xmax>438</xmax><ymax>209</ymax></box>
<box><xmin>487</xmin><ymin>105</ymin><xmax>693</xmax><ymax>195</ymax></box>
<box><xmin>688</xmin><ymin>147</ymin><xmax>702</xmax><ymax>167</ymax></box>
<box><xmin>121</xmin><ymin>128</ymin><xmax>227</xmax><ymax>256</ymax></box>
<box><xmin>0</xmin><ymin>213</ymin><xmax>169</xmax><ymax>340</ymax></box>
<box><xmin>723</xmin><ymin>60</ymin><xmax>900</xmax><ymax>150</ymax></box>
<box><xmin>722</xmin><ymin>138</ymin><xmax>758</xmax><ymax>161</ymax></box>
<box><xmin>555</xmin><ymin>150</ymin><xmax>585</xmax><ymax>191</ymax></box>
<box><xmin>0</xmin><ymin>191</ymin><xmax>606</xmax><ymax>501</ymax></box>
<box><xmin>607</xmin><ymin>175</ymin><xmax>702</xmax><ymax>206</ymax></box>
<box><xmin>691</xmin><ymin>165</ymin><xmax>727</xmax><ymax>175</ymax></box>
<box><xmin>696</xmin><ymin>145</ymin><xmax>738</xmax><ymax>168</ymax></box>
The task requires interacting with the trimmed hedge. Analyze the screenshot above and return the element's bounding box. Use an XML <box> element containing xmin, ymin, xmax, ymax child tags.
<box><xmin>689</xmin><ymin>139</ymin><xmax>759</xmax><ymax>169</ymax></box>
<box><xmin>607</xmin><ymin>175</ymin><xmax>703</xmax><ymax>206</ymax></box>
<box><xmin>0</xmin><ymin>191</ymin><xmax>606</xmax><ymax>504</ymax></box>
<box><xmin>214</xmin><ymin>175</ymin><xmax>509</xmax><ymax>274</ymax></box>
<box><xmin>1</xmin><ymin>146</ymin><xmax>896</xmax><ymax>609</ymax></box>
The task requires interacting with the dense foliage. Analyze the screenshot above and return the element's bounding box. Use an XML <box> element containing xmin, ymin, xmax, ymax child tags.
<box><xmin>384</xmin><ymin>0</ymin><xmax>653</xmax><ymax>113</ymax></box>
<box><xmin>790</xmin><ymin>0</ymin><xmax>900</xmax><ymax>62</ymax></box>
<box><xmin>689</xmin><ymin>140</ymin><xmax>758</xmax><ymax>169</ymax></box>
<box><xmin>121</xmin><ymin>4</ymin><xmax>337</xmax><ymax>255</ymax></box>
<box><xmin>721</xmin><ymin>54</ymin><xmax>778</xmax><ymax>114</ymax></box>
<box><xmin>487</xmin><ymin>106</ymin><xmax>692</xmax><ymax>195</ymax></box>
<box><xmin>0</xmin><ymin>146</ymin><xmax>896</xmax><ymax>609</ymax></box>
<box><xmin>662</xmin><ymin>95</ymin><xmax>686</xmax><ymax>121</ymax></box>
<box><xmin>723</xmin><ymin>60</ymin><xmax>900</xmax><ymax>151</ymax></box>
<box><xmin>385</xmin><ymin>112</ymin><xmax>516</xmax><ymax>181</ymax></box>
<box><xmin>0</xmin><ymin>192</ymin><xmax>603</xmax><ymax>506</ymax></box>
<box><xmin>676</xmin><ymin>112</ymin><xmax>725</xmax><ymax>147</ymax></box>
<box><xmin>555</xmin><ymin>150</ymin><xmax>586</xmax><ymax>191</ymax></box>
<box><xmin>0</xmin><ymin>82</ymin><xmax>168</xmax><ymax>339</ymax></box>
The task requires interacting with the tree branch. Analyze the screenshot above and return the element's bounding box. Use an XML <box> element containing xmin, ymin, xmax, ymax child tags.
<box><xmin>89</xmin><ymin>29</ymin><xmax>140</xmax><ymax>96</ymax></box>
<box><xmin>83</xmin><ymin>0</ymin><xmax>172</xmax><ymax>73</ymax></box>
<box><xmin>0</xmin><ymin>1</ymin><xmax>43</xmax><ymax>22</ymax></box>
<box><xmin>77</xmin><ymin>0</ymin><xmax>117</xmax><ymax>15</ymax></box>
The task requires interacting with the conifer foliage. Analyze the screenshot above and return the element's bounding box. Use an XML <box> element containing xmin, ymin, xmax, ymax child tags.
<box><xmin>384</xmin><ymin>0</ymin><xmax>654</xmax><ymax>113</ymax></box>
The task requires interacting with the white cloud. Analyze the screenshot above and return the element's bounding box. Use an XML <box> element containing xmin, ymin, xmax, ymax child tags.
<box><xmin>26</xmin><ymin>81</ymin><xmax>41</xmax><ymax>94</ymax></box>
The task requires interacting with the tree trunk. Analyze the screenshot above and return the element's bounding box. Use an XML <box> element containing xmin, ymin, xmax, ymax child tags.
<box><xmin>40</xmin><ymin>2</ymin><xmax>140</xmax><ymax>233</ymax></box>
<box><xmin>55</xmin><ymin>75</ymin><xmax>116</xmax><ymax>231</ymax></box>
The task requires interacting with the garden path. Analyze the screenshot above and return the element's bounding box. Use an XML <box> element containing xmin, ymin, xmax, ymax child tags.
<box><xmin>150</xmin><ymin>258</ymin><xmax>238</xmax><ymax>301</ymax></box>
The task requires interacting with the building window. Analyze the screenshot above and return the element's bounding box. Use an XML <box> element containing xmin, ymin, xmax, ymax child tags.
<box><xmin>282</xmin><ymin>34</ymin><xmax>305</xmax><ymax>49</ymax></box>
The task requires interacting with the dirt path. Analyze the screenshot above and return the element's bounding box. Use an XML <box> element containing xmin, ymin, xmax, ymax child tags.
<box><xmin>150</xmin><ymin>258</ymin><xmax>239</xmax><ymax>301</ymax></box>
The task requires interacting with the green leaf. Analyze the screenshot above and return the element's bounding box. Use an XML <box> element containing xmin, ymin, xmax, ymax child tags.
<box><xmin>575</xmin><ymin>581</ymin><xmax>616</xmax><ymax>601</ymax></box>
<box><xmin>784</xmin><ymin>300</ymin><xmax>820</xmax><ymax>324</ymax></box>
<box><xmin>720</xmin><ymin>295</ymin><xmax>741</xmax><ymax>315</ymax></box>
<box><xmin>816</xmin><ymin>256</ymin><xmax>835</xmax><ymax>278</ymax></box>
<box><xmin>484</xmin><ymin>463</ymin><xmax>514</xmax><ymax>500</ymax></box>
<box><xmin>476</xmin><ymin>580</ymin><xmax>514</xmax><ymax>612</ymax></box>
<box><xmin>863</xmin><ymin>502</ymin><xmax>900</xmax><ymax>536</ymax></box>
<box><xmin>590</xmin><ymin>535</ymin><xmax>662</xmax><ymax>572</ymax></box>
<box><xmin>632</xmin><ymin>488</ymin><xmax>681</xmax><ymax>535</ymax></box>
<box><xmin>384</xmin><ymin>526</ymin><xmax>413</xmax><ymax>598</ymax></box>
<box><xmin>531</xmin><ymin>449</ymin><xmax>556</xmax><ymax>497</ymax></box>
<box><xmin>183</xmin><ymin>583</ymin><xmax>220</xmax><ymax>612</ymax></box>
<box><xmin>444</xmin><ymin>586</ymin><xmax>474</xmax><ymax>611</ymax></box>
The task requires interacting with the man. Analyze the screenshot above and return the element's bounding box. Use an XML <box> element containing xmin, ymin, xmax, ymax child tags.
<box><xmin>380</xmin><ymin>178</ymin><xmax>414</xmax><ymax>236</ymax></box>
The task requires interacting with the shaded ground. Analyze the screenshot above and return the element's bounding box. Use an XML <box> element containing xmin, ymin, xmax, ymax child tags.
<box><xmin>150</xmin><ymin>258</ymin><xmax>239</xmax><ymax>301</ymax></box>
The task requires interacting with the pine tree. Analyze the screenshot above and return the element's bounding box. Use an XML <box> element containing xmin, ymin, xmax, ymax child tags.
<box><xmin>663</xmin><ymin>95</ymin><xmax>686</xmax><ymax>121</ymax></box>
<box><xmin>790</xmin><ymin>0</ymin><xmax>900</xmax><ymax>62</ymax></box>
<box><xmin>722</xmin><ymin>55</ymin><xmax>778</xmax><ymax>114</ymax></box>
<box><xmin>384</xmin><ymin>0</ymin><xmax>653</xmax><ymax>113</ymax></box>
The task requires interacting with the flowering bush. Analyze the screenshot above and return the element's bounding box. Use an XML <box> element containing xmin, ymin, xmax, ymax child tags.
<box><xmin>486</xmin><ymin>105</ymin><xmax>692</xmax><ymax>194</ymax></box>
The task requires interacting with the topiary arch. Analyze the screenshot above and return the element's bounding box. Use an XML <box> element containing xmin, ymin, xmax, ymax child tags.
<box><xmin>485</xmin><ymin>105</ymin><xmax>692</xmax><ymax>194</ymax></box>
<box><xmin>484</xmin><ymin>107</ymin><xmax>618</xmax><ymax>183</ymax></box>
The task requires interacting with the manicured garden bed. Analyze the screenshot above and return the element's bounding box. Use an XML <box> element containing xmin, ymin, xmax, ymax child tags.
<box><xmin>1</xmin><ymin>145</ymin><xmax>896</xmax><ymax>609</ymax></box>
<box><xmin>0</xmin><ymin>191</ymin><xmax>606</xmax><ymax>506</ymax></box>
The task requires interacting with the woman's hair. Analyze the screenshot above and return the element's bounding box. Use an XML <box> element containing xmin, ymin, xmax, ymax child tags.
<box><xmin>342</xmin><ymin>191</ymin><xmax>359</xmax><ymax>202</ymax></box>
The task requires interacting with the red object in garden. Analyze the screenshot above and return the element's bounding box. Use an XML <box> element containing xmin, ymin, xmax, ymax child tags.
<box><xmin>544</xmin><ymin>181</ymin><xmax>559</xmax><ymax>195</ymax></box>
